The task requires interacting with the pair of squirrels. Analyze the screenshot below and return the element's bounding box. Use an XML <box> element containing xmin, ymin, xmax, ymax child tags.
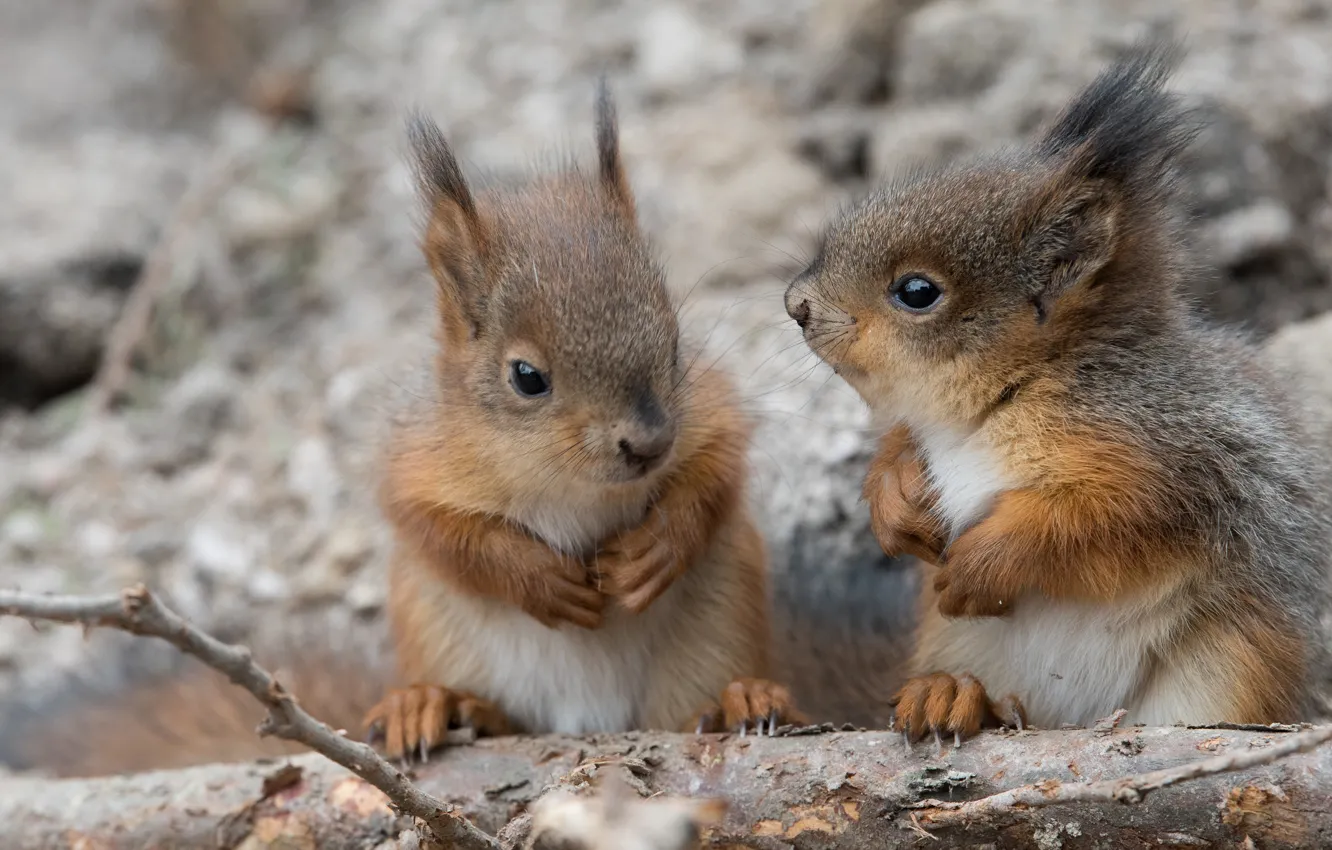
<box><xmin>3</xmin><ymin>40</ymin><xmax>1328</xmax><ymax>777</ymax></box>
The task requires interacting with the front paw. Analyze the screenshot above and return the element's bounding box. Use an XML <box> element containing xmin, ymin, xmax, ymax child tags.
<box><xmin>522</xmin><ymin>552</ymin><xmax>605</xmax><ymax>629</ymax></box>
<box><xmin>890</xmin><ymin>672</ymin><xmax>1025</xmax><ymax>749</ymax></box>
<box><xmin>866</xmin><ymin>451</ymin><xmax>946</xmax><ymax>564</ymax></box>
<box><xmin>598</xmin><ymin>515</ymin><xmax>686</xmax><ymax>614</ymax></box>
<box><xmin>363</xmin><ymin>685</ymin><xmax>510</xmax><ymax>762</ymax></box>
<box><xmin>933</xmin><ymin>567</ymin><xmax>1012</xmax><ymax>618</ymax></box>
<box><xmin>692</xmin><ymin>678</ymin><xmax>806</xmax><ymax>736</ymax></box>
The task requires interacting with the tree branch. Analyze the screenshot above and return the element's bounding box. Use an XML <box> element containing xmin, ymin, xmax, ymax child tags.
<box><xmin>910</xmin><ymin>721</ymin><xmax>1332</xmax><ymax>828</ymax></box>
<box><xmin>0</xmin><ymin>585</ymin><xmax>498</xmax><ymax>850</ymax></box>
<box><xmin>5</xmin><ymin>585</ymin><xmax>1332</xmax><ymax>849</ymax></box>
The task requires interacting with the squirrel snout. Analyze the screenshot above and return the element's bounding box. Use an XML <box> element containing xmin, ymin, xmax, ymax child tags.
<box><xmin>618</xmin><ymin>431</ymin><xmax>673</xmax><ymax>474</ymax></box>
<box><xmin>784</xmin><ymin>285</ymin><xmax>812</xmax><ymax>329</ymax></box>
<box><xmin>789</xmin><ymin>298</ymin><xmax>811</xmax><ymax>330</ymax></box>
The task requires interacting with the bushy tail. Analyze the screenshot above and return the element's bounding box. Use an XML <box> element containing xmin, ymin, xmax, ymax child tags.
<box><xmin>0</xmin><ymin>611</ymin><xmax>391</xmax><ymax>778</ymax></box>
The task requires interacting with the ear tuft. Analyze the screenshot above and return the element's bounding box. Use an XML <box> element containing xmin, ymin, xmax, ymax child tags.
<box><xmin>405</xmin><ymin>111</ymin><xmax>488</xmax><ymax>345</ymax></box>
<box><xmin>1037</xmin><ymin>35</ymin><xmax>1199</xmax><ymax>195</ymax></box>
<box><xmin>406</xmin><ymin>111</ymin><xmax>477</xmax><ymax>218</ymax></box>
<box><xmin>594</xmin><ymin>77</ymin><xmax>636</xmax><ymax>218</ymax></box>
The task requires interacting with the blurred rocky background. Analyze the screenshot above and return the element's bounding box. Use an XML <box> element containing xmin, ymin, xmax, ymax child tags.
<box><xmin>2</xmin><ymin>0</ymin><xmax>1332</xmax><ymax>720</ymax></box>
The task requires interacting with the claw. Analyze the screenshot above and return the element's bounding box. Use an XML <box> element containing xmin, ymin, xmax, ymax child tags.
<box><xmin>696</xmin><ymin>718</ymin><xmax>706</xmax><ymax>735</ymax></box>
<box><xmin>1013</xmin><ymin>712</ymin><xmax>1024</xmax><ymax>732</ymax></box>
<box><xmin>755</xmin><ymin>717</ymin><xmax>767</xmax><ymax>736</ymax></box>
<box><xmin>739</xmin><ymin>721</ymin><xmax>749</xmax><ymax>738</ymax></box>
<box><xmin>419</xmin><ymin>738</ymin><xmax>430</xmax><ymax>764</ymax></box>
<box><xmin>932</xmin><ymin>728</ymin><xmax>943</xmax><ymax>758</ymax></box>
<box><xmin>768</xmin><ymin>709</ymin><xmax>779</xmax><ymax>736</ymax></box>
<box><xmin>901</xmin><ymin>730</ymin><xmax>912</xmax><ymax>754</ymax></box>
<box><xmin>364</xmin><ymin>724</ymin><xmax>381</xmax><ymax>746</ymax></box>
<box><xmin>954</xmin><ymin>731</ymin><xmax>962</xmax><ymax>749</ymax></box>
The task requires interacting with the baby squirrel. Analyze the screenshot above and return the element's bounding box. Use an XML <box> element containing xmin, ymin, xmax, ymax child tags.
<box><xmin>785</xmin><ymin>39</ymin><xmax>1331</xmax><ymax>742</ymax></box>
<box><xmin>0</xmin><ymin>85</ymin><xmax>809</xmax><ymax>777</ymax></box>
<box><xmin>363</xmin><ymin>84</ymin><xmax>801</xmax><ymax>756</ymax></box>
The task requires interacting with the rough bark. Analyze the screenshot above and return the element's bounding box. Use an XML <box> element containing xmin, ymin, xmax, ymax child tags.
<box><xmin>3</xmin><ymin>725</ymin><xmax>1330</xmax><ymax>850</ymax></box>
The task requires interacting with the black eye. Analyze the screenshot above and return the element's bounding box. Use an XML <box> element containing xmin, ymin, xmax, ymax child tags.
<box><xmin>890</xmin><ymin>275</ymin><xmax>943</xmax><ymax>313</ymax></box>
<box><xmin>509</xmin><ymin>360</ymin><xmax>551</xmax><ymax>397</ymax></box>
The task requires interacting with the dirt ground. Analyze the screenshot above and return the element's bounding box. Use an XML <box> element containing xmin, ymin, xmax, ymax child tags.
<box><xmin>3</xmin><ymin>0</ymin><xmax>1332</xmax><ymax>728</ymax></box>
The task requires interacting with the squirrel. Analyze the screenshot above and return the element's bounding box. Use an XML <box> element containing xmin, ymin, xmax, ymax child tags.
<box><xmin>784</xmin><ymin>39</ymin><xmax>1331</xmax><ymax>745</ymax></box>
<box><xmin>0</xmin><ymin>84</ymin><xmax>851</xmax><ymax>778</ymax></box>
<box><xmin>360</xmin><ymin>84</ymin><xmax>803</xmax><ymax>756</ymax></box>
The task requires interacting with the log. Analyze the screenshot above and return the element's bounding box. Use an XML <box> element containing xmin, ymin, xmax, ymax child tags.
<box><xmin>4</xmin><ymin>724</ymin><xmax>1331</xmax><ymax>849</ymax></box>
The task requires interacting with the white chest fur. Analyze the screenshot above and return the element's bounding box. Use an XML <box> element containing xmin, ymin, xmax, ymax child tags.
<box><xmin>911</xmin><ymin>425</ymin><xmax>1010</xmax><ymax>540</ymax></box>
<box><xmin>508</xmin><ymin>486</ymin><xmax>649</xmax><ymax>556</ymax></box>
<box><xmin>423</xmin><ymin>484</ymin><xmax>666</xmax><ymax>734</ymax></box>
<box><xmin>921</xmin><ymin>592</ymin><xmax>1181</xmax><ymax>727</ymax></box>
<box><xmin>907</xmin><ymin>424</ymin><xmax>1195</xmax><ymax>726</ymax></box>
<box><xmin>415</xmin><ymin>563</ymin><xmax>685</xmax><ymax>735</ymax></box>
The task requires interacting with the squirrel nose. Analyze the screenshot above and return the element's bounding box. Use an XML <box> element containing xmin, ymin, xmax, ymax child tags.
<box><xmin>618</xmin><ymin>431</ymin><xmax>673</xmax><ymax>473</ymax></box>
<box><xmin>788</xmin><ymin>298</ymin><xmax>811</xmax><ymax>330</ymax></box>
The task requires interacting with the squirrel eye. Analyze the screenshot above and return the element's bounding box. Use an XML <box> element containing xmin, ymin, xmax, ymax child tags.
<box><xmin>889</xmin><ymin>275</ymin><xmax>943</xmax><ymax>313</ymax></box>
<box><xmin>509</xmin><ymin>360</ymin><xmax>551</xmax><ymax>397</ymax></box>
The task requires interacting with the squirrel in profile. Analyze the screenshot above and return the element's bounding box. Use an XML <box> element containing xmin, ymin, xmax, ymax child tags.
<box><xmin>785</xmin><ymin>39</ymin><xmax>1331</xmax><ymax>744</ymax></box>
<box><xmin>0</xmin><ymin>84</ymin><xmax>821</xmax><ymax>778</ymax></box>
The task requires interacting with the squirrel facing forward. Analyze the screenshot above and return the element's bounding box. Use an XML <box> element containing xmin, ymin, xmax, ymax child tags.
<box><xmin>0</xmin><ymin>86</ymin><xmax>807</xmax><ymax>777</ymax></box>
<box><xmin>785</xmin><ymin>40</ymin><xmax>1331</xmax><ymax>742</ymax></box>
<box><xmin>363</xmin><ymin>86</ymin><xmax>801</xmax><ymax>756</ymax></box>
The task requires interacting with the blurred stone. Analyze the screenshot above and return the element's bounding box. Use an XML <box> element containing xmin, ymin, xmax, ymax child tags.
<box><xmin>324</xmin><ymin>525</ymin><xmax>373</xmax><ymax>575</ymax></box>
<box><xmin>2</xmin><ymin>511</ymin><xmax>47</xmax><ymax>555</ymax></box>
<box><xmin>1203</xmin><ymin>202</ymin><xmax>1297</xmax><ymax>268</ymax></box>
<box><xmin>637</xmin><ymin>5</ymin><xmax>742</xmax><ymax>97</ymax></box>
<box><xmin>187</xmin><ymin>522</ymin><xmax>255</xmax><ymax>581</ymax></box>
<box><xmin>894</xmin><ymin>0</ymin><xmax>1030</xmax><ymax>102</ymax></box>
<box><xmin>287</xmin><ymin>436</ymin><xmax>341</xmax><ymax>523</ymax></box>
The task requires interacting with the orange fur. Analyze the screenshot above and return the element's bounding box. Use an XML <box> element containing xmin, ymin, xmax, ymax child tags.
<box><xmin>376</xmin><ymin>103</ymin><xmax>786</xmax><ymax>749</ymax></box>
<box><xmin>864</xmin><ymin>425</ymin><xmax>947</xmax><ymax>565</ymax></box>
<box><xmin>934</xmin><ymin>423</ymin><xmax>1194</xmax><ymax>618</ymax></box>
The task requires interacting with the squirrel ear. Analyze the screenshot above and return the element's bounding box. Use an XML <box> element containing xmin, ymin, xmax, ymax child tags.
<box><xmin>594</xmin><ymin>78</ymin><xmax>636</xmax><ymax>219</ymax></box>
<box><xmin>407</xmin><ymin>112</ymin><xmax>489</xmax><ymax>344</ymax></box>
<box><xmin>1022</xmin><ymin>176</ymin><xmax>1119</xmax><ymax>324</ymax></box>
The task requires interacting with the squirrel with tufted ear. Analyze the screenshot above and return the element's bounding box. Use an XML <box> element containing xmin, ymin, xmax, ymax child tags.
<box><xmin>0</xmin><ymin>83</ymin><xmax>811</xmax><ymax>778</ymax></box>
<box><xmin>785</xmin><ymin>38</ymin><xmax>1331</xmax><ymax>746</ymax></box>
<box><xmin>362</xmin><ymin>80</ymin><xmax>805</xmax><ymax>755</ymax></box>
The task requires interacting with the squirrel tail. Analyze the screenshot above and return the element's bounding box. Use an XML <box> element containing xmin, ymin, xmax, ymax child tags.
<box><xmin>0</xmin><ymin>611</ymin><xmax>391</xmax><ymax>778</ymax></box>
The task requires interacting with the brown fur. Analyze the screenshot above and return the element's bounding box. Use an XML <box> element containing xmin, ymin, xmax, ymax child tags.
<box><xmin>864</xmin><ymin>425</ymin><xmax>947</xmax><ymax>565</ymax></box>
<box><xmin>364</xmin><ymin>87</ymin><xmax>795</xmax><ymax>758</ymax></box>
<box><xmin>788</xmin><ymin>40</ymin><xmax>1329</xmax><ymax>732</ymax></box>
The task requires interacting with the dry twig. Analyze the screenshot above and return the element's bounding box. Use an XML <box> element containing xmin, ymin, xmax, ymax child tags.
<box><xmin>911</xmin><ymin>722</ymin><xmax>1332</xmax><ymax>828</ymax></box>
<box><xmin>0</xmin><ymin>585</ymin><xmax>499</xmax><ymax>850</ymax></box>
<box><xmin>84</xmin><ymin>148</ymin><xmax>254</xmax><ymax>419</ymax></box>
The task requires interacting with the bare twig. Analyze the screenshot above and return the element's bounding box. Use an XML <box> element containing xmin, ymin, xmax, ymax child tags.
<box><xmin>84</xmin><ymin>149</ymin><xmax>253</xmax><ymax>419</ymax></box>
<box><xmin>0</xmin><ymin>585</ymin><xmax>499</xmax><ymax>850</ymax></box>
<box><xmin>911</xmin><ymin>722</ymin><xmax>1332</xmax><ymax>828</ymax></box>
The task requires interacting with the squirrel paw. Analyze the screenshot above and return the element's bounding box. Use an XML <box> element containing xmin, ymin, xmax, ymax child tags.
<box><xmin>523</xmin><ymin>554</ymin><xmax>606</xmax><ymax>630</ymax></box>
<box><xmin>691</xmin><ymin>678</ymin><xmax>807</xmax><ymax>736</ymax></box>
<box><xmin>932</xmin><ymin>566</ymin><xmax>1012</xmax><ymax>618</ymax></box>
<box><xmin>890</xmin><ymin>673</ymin><xmax>1025</xmax><ymax>753</ymax></box>
<box><xmin>866</xmin><ymin>449</ymin><xmax>947</xmax><ymax>564</ymax></box>
<box><xmin>597</xmin><ymin>513</ymin><xmax>686</xmax><ymax>614</ymax></box>
<box><xmin>363</xmin><ymin>685</ymin><xmax>509</xmax><ymax>762</ymax></box>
